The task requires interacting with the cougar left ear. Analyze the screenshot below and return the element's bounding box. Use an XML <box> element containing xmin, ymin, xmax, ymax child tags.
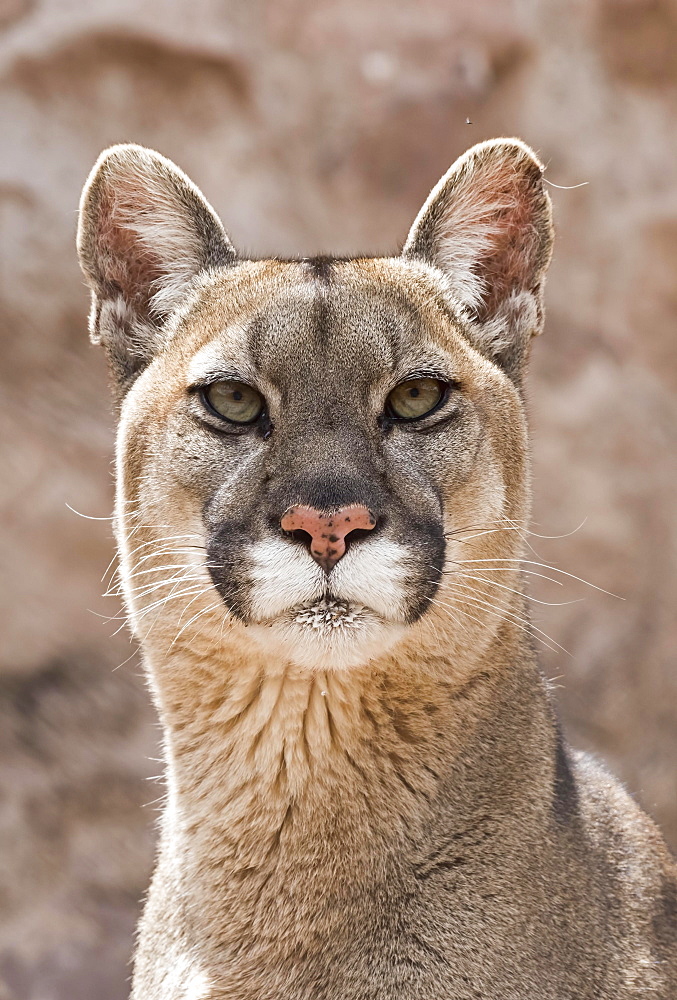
<box><xmin>403</xmin><ymin>138</ymin><xmax>554</xmax><ymax>380</ymax></box>
<box><xmin>77</xmin><ymin>144</ymin><xmax>236</xmax><ymax>399</ymax></box>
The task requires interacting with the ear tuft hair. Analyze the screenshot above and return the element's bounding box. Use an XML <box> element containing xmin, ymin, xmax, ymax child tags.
<box><xmin>77</xmin><ymin>144</ymin><xmax>235</xmax><ymax>397</ymax></box>
<box><xmin>403</xmin><ymin>139</ymin><xmax>553</xmax><ymax>379</ymax></box>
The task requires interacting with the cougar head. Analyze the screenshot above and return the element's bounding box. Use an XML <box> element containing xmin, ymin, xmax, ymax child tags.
<box><xmin>78</xmin><ymin>140</ymin><xmax>552</xmax><ymax>672</ymax></box>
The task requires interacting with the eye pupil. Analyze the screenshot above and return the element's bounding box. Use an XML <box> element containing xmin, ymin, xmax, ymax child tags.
<box><xmin>409</xmin><ymin>387</ymin><xmax>420</xmax><ymax>398</ymax></box>
<box><xmin>233</xmin><ymin>391</ymin><xmax>242</xmax><ymax>401</ymax></box>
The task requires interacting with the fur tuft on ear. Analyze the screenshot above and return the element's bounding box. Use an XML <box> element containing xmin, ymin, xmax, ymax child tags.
<box><xmin>77</xmin><ymin>144</ymin><xmax>235</xmax><ymax>396</ymax></box>
<box><xmin>403</xmin><ymin>138</ymin><xmax>553</xmax><ymax>379</ymax></box>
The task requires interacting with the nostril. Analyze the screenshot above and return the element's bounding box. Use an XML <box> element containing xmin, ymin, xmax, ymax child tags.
<box><xmin>288</xmin><ymin>527</ymin><xmax>314</xmax><ymax>547</ymax></box>
<box><xmin>343</xmin><ymin>525</ymin><xmax>377</xmax><ymax>550</ymax></box>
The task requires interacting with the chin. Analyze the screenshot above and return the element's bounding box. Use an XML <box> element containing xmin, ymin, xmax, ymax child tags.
<box><xmin>247</xmin><ymin>599</ymin><xmax>406</xmax><ymax>671</ymax></box>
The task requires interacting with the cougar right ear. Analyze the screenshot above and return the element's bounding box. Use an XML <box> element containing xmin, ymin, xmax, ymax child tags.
<box><xmin>77</xmin><ymin>144</ymin><xmax>235</xmax><ymax>399</ymax></box>
<box><xmin>403</xmin><ymin>139</ymin><xmax>553</xmax><ymax>382</ymax></box>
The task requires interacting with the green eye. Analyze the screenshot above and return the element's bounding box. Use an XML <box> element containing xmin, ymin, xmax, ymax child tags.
<box><xmin>386</xmin><ymin>378</ymin><xmax>446</xmax><ymax>420</ymax></box>
<box><xmin>203</xmin><ymin>380</ymin><xmax>264</xmax><ymax>424</ymax></box>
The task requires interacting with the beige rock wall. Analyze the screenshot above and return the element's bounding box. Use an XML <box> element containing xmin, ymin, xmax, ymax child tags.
<box><xmin>1</xmin><ymin>1</ymin><xmax>675</xmax><ymax>995</ymax></box>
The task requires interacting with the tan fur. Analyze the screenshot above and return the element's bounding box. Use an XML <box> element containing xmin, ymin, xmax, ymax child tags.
<box><xmin>78</xmin><ymin>139</ymin><xmax>677</xmax><ymax>998</ymax></box>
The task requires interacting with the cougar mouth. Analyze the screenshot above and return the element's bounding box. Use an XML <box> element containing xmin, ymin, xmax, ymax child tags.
<box><xmin>249</xmin><ymin>594</ymin><xmax>405</xmax><ymax>669</ymax></box>
<box><xmin>253</xmin><ymin>596</ymin><xmax>386</xmax><ymax>633</ymax></box>
<box><xmin>290</xmin><ymin>597</ymin><xmax>368</xmax><ymax>631</ymax></box>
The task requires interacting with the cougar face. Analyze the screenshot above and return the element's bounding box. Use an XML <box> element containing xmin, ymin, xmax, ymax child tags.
<box><xmin>79</xmin><ymin>139</ymin><xmax>552</xmax><ymax>671</ymax></box>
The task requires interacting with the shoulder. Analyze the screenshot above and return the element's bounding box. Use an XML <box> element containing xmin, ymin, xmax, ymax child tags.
<box><xmin>573</xmin><ymin>751</ymin><xmax>676</xmax><ymax>909</ymax></box>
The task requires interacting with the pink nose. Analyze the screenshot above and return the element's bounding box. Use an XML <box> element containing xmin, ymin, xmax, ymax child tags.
<box><xmin>280</xmin><ymin>504</ymin><xmax>377</xmax><ymax>573</ymax></box>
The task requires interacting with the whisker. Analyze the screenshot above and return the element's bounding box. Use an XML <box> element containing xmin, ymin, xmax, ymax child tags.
<box><xmin>66</xmin><ymin>503</ymin><xmax>114</xmax><ymax>521</ymax></box>
<box><xmin>109</xmin><ymin>583</ymin><xmax>211</xmax><ymax>638</ymax></box>
<box><xmin>111</xmin><ymin>645</ymin><xmax>141</xmax><ymax>673</ymax></box>
<box><xmin>101</xmin><ymin>536</ymin><xmax>205</xmax><ymax>588</ymax></box>
<box><xmin>101</xmin><ymin>550</ymin><xmax>121</xmax><ymax>585</ymax></box>
<box><xmin>523</xmin><ymin>518</ymin><xmax>588</xmax><ymax>541</ymax></box>
<box><xmin>133</xmin><ymin>585</ymin><xmax>211</xmax><ymax>622</ymax></box>
<box><xmin>429</xmin><ymin>595</ymin><xmax>546</xmax><ymax>650</ymax></box>
<box><xmin>444</xmin><ymin>515</ymin><xmax>588</xmax><ymax>545</ymax></box>
<box><xmin>443</xmin><ymin>565</ymin><xmax>565</xmax><ymax>587</ymax></box>
<box><xmin>429</xmin><ymin>594</ymin><xmax>564</xmax><ymax>656</ymax></box>
<box><xmin>434</xmin><ymin>569</ymin><xmax>582</xmax><ymax>608</ymax></box>
<box><xmin>122</xmin><ymin>533</ymin><xmax>204</xmax><ymax>562</ymax></box>
<box><xmin>109</xmin><ymin>561</ymin><xmax>216</xmax><ymax>586</ymax></box>
<box><xmin>444</xmin><ymin>517</ymin><xmax>528</xmax><ymax>539</ymax></box>
<box><xmin>446</xmin><ymin>527</ymin><xmax>520</xmax><ymax>543</ymax></box>
<box><xmin>437</xmin><ymin>585</ymin><xmax>569</xmax><ymax>654</ymax></box>
<box><xmin>110</xmin><ymin>574</ymin><xmax>208</xmax><ymax>600</ymax></box>
<box><xmin>175</xmin><ymin>586</ymin><xmax>217</xmax><ymax>626</ymax></box>
<box><xmin>88</xmin><ymin>607</ymin><xmax>128</xmax><ymax>624</ymax></box>
<box><xmin>438</xmin><ymin>582</ymin><xmax>540</xmax><ymax>630</ymax></box>
<box><xmin>130</xmin><ymin>546</ymin><xmax>210</xmax><ymax>570</ymax></box>
<box><xmin>448</xmin><ymin>559</ymin><xmax>622</xmax><ymax>598</ymax></box>
<box><xmin>168</xmin><ymin>600</ymin><xmax>225</xmax><ymax>651</ymax></box>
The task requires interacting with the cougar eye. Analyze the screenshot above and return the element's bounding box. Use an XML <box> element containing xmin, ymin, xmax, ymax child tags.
<box><xmin>386</xmin><ymin>378</ymin><xmax>445</xmax><ymax>420</ymax></box>
<box><xmin>203</xmin><ymin>380</ymin><xmax>264</xmax><ymax>424</ymax></box>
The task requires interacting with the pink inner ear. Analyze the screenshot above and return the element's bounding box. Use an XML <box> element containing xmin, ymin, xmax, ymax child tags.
<box><xmin>405</xmin><ymin>141</ymin><xmax>552</xmax><ymax>322</ymax></box>
<box><xmin>96</xmin><ymin>190</ymin><xmax>164</xmax><ymax>315</ymax></box>
<box><xmin>473</xmin><ymin>169</ymin><xmax>544</xmax><ymax>320</ymax></box>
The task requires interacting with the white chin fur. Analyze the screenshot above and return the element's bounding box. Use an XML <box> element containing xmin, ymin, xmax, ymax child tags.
<box><xmin>247</xmin><ymin>599</ymin><xmax>406</xmax><ymax>670</ymax></box>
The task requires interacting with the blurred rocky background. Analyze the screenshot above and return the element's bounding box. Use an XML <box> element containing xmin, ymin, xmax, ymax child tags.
<box><xmin>1</xmin><ymin>0</ymin><xmax>676</xmax><ymax>996</ymax></box>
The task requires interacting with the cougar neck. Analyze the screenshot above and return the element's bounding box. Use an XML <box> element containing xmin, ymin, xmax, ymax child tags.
<box><xmin>143</xmin><ymin>619</ymin><xmax>555</xmax><ymax>879</ymax></box>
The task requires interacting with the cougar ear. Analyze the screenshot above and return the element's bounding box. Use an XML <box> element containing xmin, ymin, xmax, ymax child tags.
<box><xmin>77</xmin><ymin>144</ymin><xmax>235</xmax><ymax>397</ymax></box>
<box><xmin>403</xmin><ymin>138</ymin><xmax>553</xmax><ymax>380</ymax></box>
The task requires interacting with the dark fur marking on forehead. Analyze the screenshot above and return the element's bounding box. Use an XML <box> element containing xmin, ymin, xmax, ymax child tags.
<box><xmin>303</xmin><ymin>256</ymin><xmax>334</xmax><ymax>284</ymax></box>
<box><xmin>240</xmin><ymin>258</ymin><xmax>462</xmax><ymax>386</ymax></box>
<box><xmin>244</xmin><ymin>287</ymin><xmax>330</xmax><ymax>372</ymax></box>
<box><xmin>313</xmin><ymin>289</ymin><xmax>331</xmax><ymax>350</ymax></box>
<box><xmin>246</xmin><ymin>313</ymin><xmax>268</xmax><ymax>374</ymax></box>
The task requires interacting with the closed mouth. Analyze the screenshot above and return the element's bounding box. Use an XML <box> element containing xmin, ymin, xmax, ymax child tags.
<box><xmin>254</xmin><ymin>596</ymin><xmax>382</xmax><ymax>634</ymax></box>
<box><xmin>291</xmin><ymin>597</ymin><xmax>367</xmax><ymax>630</ymax></box>
<box><xmin>248</xmin><ymin>595</ymin><xmax>406</xmax><ymax>667</ymax></box>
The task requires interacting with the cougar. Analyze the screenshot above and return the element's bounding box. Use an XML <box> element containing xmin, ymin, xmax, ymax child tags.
<box><xmin>77</xmin><ymin>138</ymin><xmax>677</xmax><ymax>999</ymax></box>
